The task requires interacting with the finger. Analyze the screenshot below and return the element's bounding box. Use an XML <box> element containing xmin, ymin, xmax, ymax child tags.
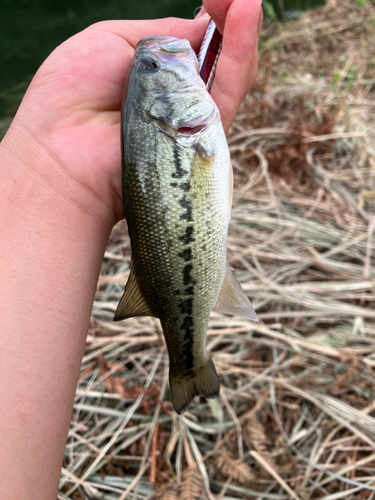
<box><xmin>202</xmin><ymin>0</ymin><xmax>233</xmax><ymax>34</ymax></box>
<box><xmin>208</xmin><ymin>0</ymin><xmax>262</xmax><ymax>132</ymax></box>
<box><xmin>88</xmin><ymin>16</ymin><xmax>210</xmax><ymax>55</ymax></box>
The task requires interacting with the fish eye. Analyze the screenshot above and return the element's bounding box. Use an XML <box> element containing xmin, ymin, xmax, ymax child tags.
<box><xmin>138</xmin><ymin>56</ymin><xmax>160</xmax><ymax>72</ymax></box>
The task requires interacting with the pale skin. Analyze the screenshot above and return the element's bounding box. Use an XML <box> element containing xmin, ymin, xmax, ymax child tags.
<box><xmin>0</xmin><ymin>0</ymin><xmax>262</xmax><ymax>497</ymax></box>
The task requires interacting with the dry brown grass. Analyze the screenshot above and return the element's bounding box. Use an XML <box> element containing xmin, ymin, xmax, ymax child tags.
<box><xmin>59</xmin><ymin>1</ymin><xmax>375</xmax><ymax>498</ymax></box>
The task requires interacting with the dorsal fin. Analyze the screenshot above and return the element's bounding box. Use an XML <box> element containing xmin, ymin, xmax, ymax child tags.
<box><xmin>114</xmin><ymin>268</ymin><xmax>155</xmax><ymax>321</ymax></box>
<box><xmin>213</xmin><ymin>262</ymin><xmax>258</xmax><ymax>321</ymax></box>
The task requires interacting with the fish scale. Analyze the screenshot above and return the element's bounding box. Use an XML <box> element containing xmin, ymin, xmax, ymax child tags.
<box><xmin>115</xmin><ymin>36</ymin><xmax>258</xmax><ymax>414</ymax></box>
<box><xmin>125</xmin><ymin>119</ymin><xmax>228</xmax><ymax>357</ymax></box>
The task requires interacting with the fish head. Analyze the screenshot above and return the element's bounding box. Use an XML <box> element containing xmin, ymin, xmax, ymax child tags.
<box><xmin>124</xmin><ymin>36</ymin><xmax>220</xmax><ymax>146</ymax></box>
<box><xmin>133</xmin><ymin>36</ymin><xmax>202</xmax><ymax>94</ymax></box>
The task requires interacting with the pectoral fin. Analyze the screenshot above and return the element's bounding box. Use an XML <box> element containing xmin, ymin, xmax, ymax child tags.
<box><xmin>114</xmin><ymin>268</ymin><xmax>154</xmax><ymax>321</ymax></box>
<box><xmin>213</xmin><ymin>262</ymin><xmax>258</xmax><ymax>321</ymax></box>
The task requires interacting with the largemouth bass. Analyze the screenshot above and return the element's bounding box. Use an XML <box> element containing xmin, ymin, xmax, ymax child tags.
<box><xmin>115</xmin><ymin>36</ymin><xmax>258</xmax><ymax>414</ymax></box>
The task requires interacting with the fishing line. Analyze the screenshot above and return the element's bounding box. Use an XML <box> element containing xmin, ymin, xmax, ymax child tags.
<box><xmin>198</xmin><ymin>19</ymin><xmax>222</xmax><ymax>92</ymax></box>
<box><xmin>193</xmin><ymin>6</ymin><xmax>204</xmax><ymax>17</ymax></box>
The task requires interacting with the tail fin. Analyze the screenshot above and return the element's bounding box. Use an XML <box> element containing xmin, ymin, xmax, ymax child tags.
<box><xmin>170</xmin><ymin>356</ymin><xmax>220</xmax><ymax>414</ymax></box>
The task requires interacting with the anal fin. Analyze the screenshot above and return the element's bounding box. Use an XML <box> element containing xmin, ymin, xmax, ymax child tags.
<box><xmin>114</xmin><ymin>268</ymin><xmax>154</xmax><ymax>321</ymax></box>
<box><xmin>213</xmin><ymin>262</ymin><xmax>258</xmax><ymax>321</ymax></box>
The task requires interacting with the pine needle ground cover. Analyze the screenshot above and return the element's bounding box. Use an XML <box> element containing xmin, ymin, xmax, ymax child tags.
<box><xmin>60</xmin><ymin>1</ymin><xmax>375</xmax><ymax>498</ymax></box>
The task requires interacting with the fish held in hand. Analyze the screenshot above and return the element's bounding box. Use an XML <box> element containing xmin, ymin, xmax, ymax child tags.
<box><xmin>115</xmin><ymin>36</ymin><xmax>258</xmax><ymax>414</ymax></box>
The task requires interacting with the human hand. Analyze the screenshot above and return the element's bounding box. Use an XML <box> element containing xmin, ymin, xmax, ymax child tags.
<box><xmin>0</xmin><ymin>6</ymin><xmax>261</xmax><ymax>496</ymax></box>
<box><xmin>1</xmin><ymin>0</ymin><xmax>262</xmax><ymax>226</ymax></box>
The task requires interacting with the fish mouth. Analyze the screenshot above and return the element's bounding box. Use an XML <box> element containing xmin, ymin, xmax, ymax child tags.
<box><xmin>135</xmin><ymin>36</ymin><xmax>198</xmax><ymax>67</ymax></box>
<box><xmin>136</xmin><ymin>36</ymin><xmax>191</xmax><ymax>53</ymax></box>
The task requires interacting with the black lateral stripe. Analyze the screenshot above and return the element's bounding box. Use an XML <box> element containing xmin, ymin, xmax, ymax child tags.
<box><xmin>179</xmin><ymin>225</ymin><xmax>195</xmax><ymax>245</ymax></box>
<box><xmin>172</xmin><ymin>143</ymin><xmax>187</xmax><ymax>179</ymax></box>
<box><xmin>178</xmin><ymin>248</ymin><xmax>192</xmax><ymax>261</ymax></box>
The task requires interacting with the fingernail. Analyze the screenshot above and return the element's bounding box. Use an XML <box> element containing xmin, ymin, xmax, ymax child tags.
<box><xmin>195</xmin><ymin>8</ymin><xmax>209</xmax><ymax>20</ymax></box>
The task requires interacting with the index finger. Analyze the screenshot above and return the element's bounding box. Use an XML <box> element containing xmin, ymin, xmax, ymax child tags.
<box><xmin>88</xmin><ymin>16</ymin><xmax>210</xmax><ymax>54</ymax></box>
